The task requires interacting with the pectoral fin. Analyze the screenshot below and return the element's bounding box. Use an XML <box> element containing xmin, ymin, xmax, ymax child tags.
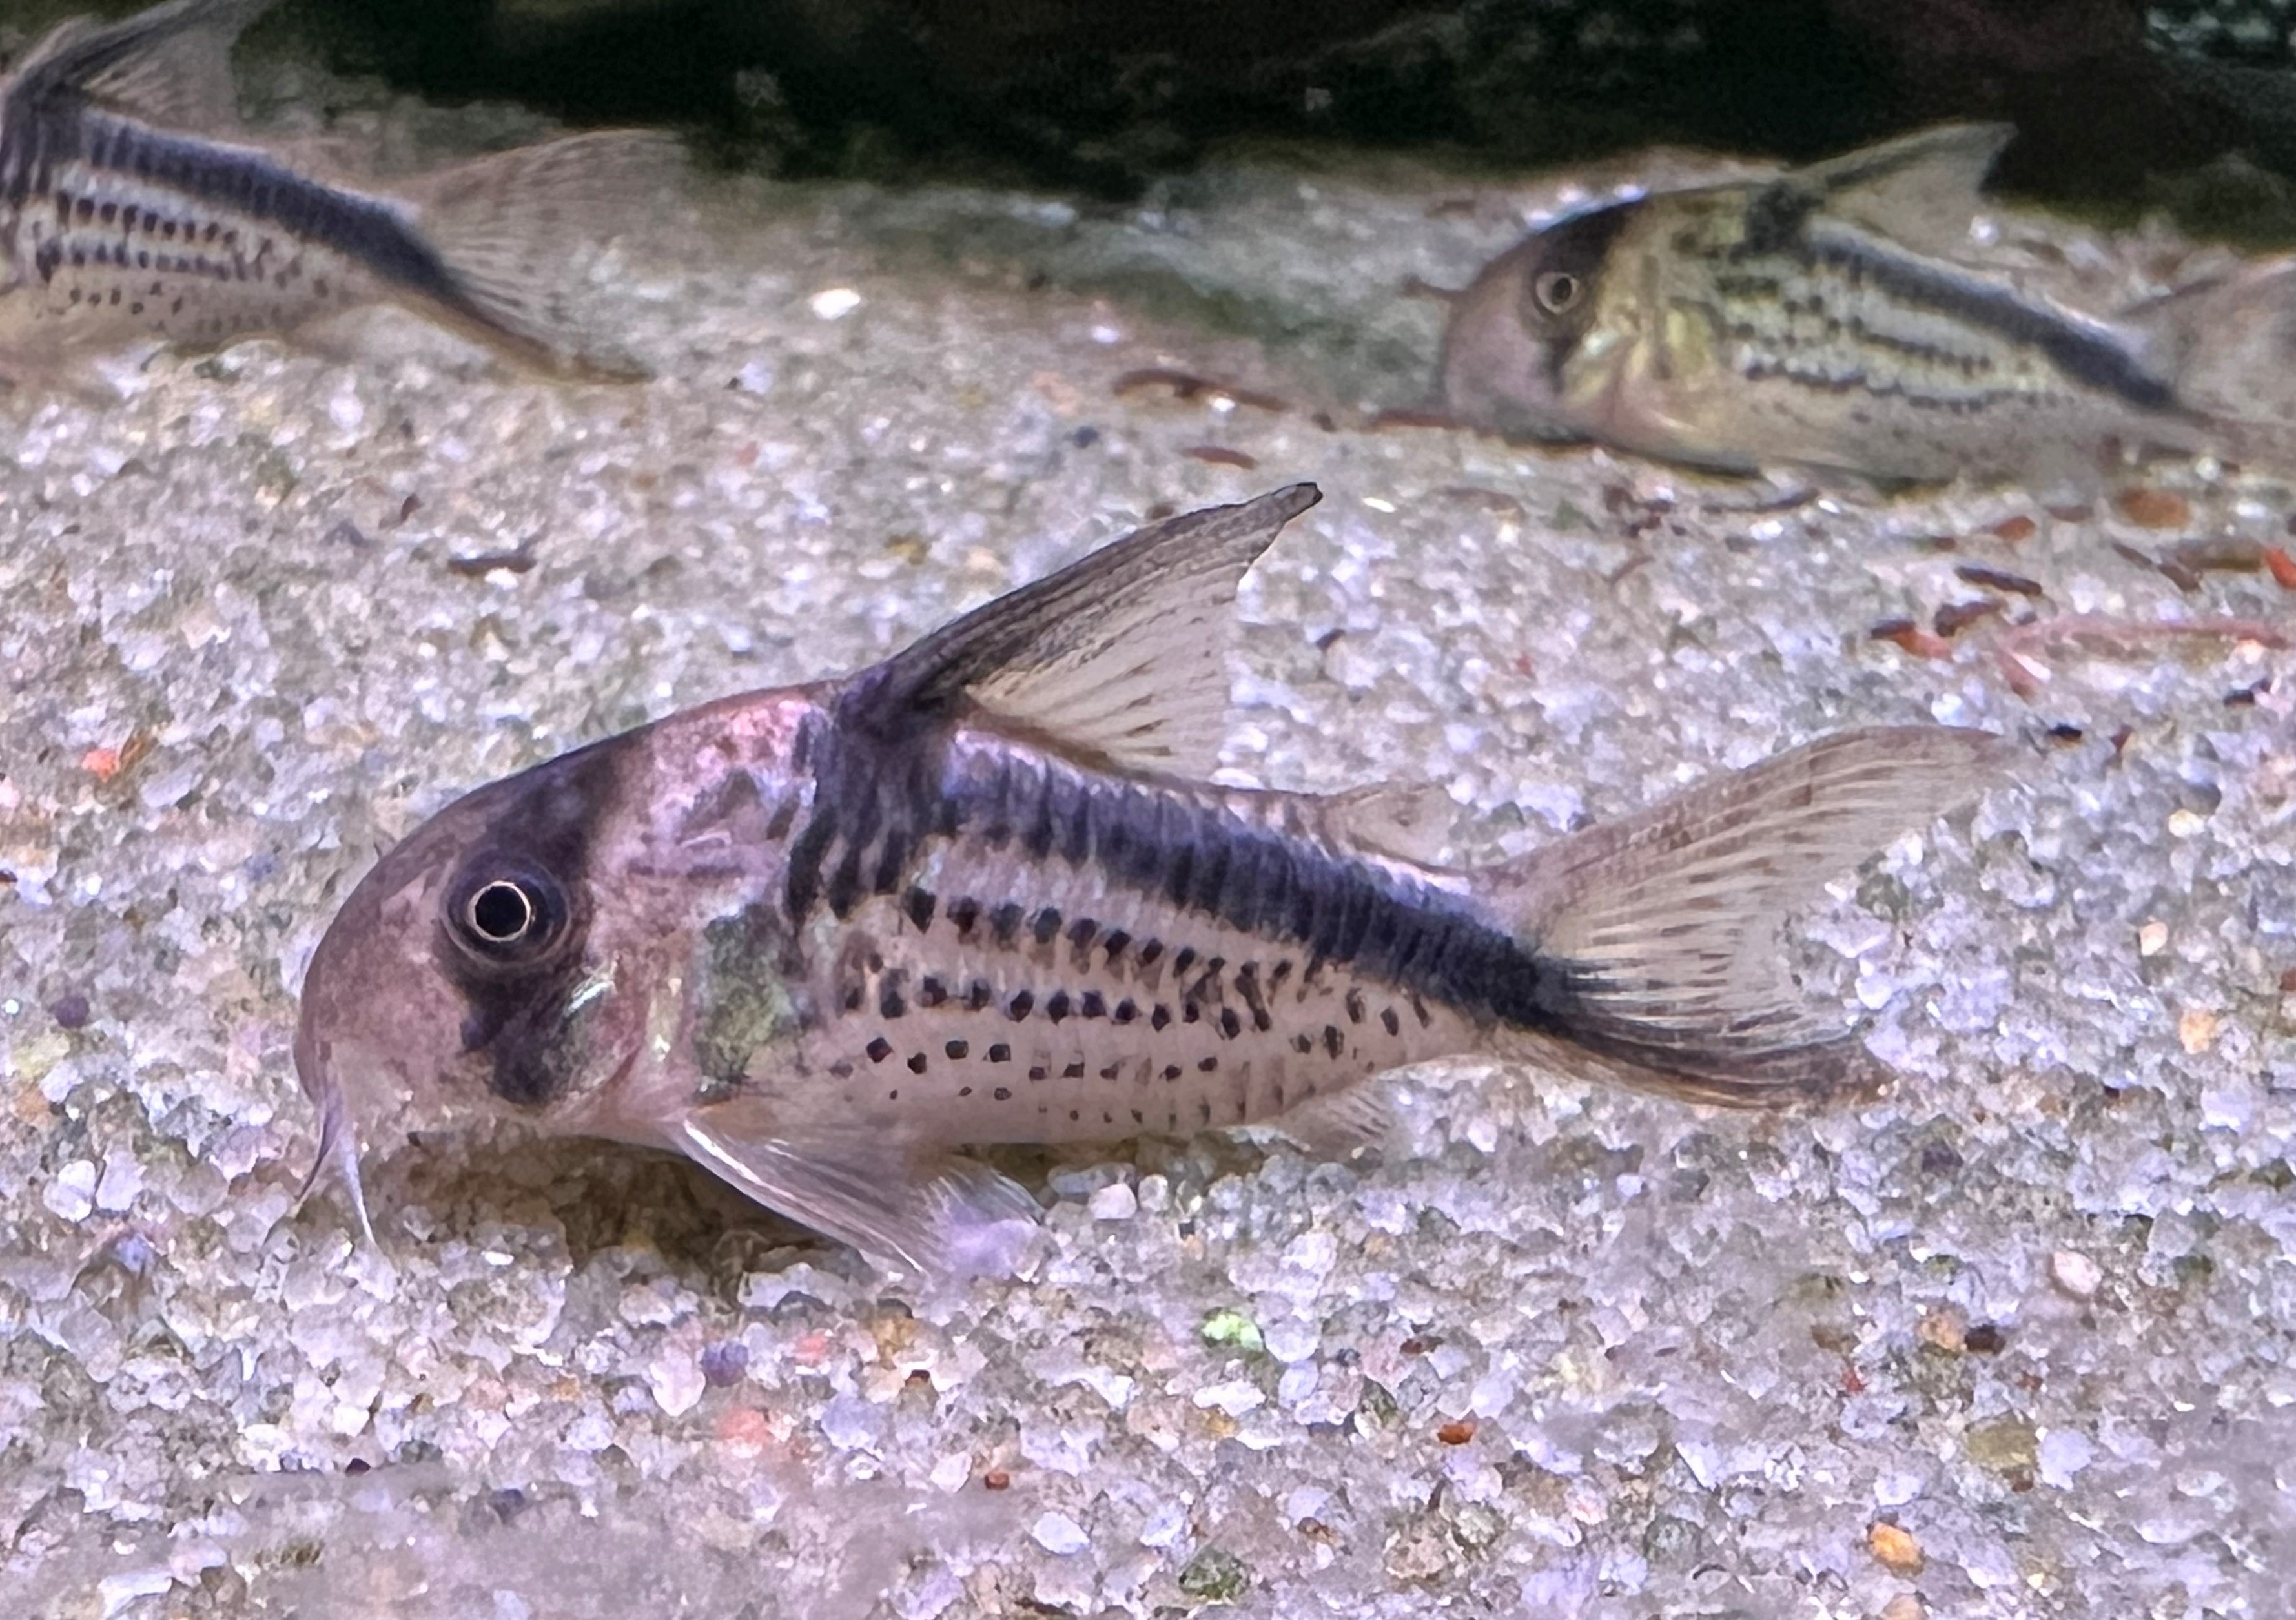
<box><xmin>679</xmin><ymin>1104</ymin><xmax>1040</xmax><ymax>1280</ymax></box>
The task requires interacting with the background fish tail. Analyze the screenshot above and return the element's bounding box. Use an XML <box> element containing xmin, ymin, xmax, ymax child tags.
<box><xmin>2124</xmin><ymin>256</ymin><xmax>2296</xmax><ymax>466</ymax></box>
<box><xmin>396</xmin><ymin>129</ymin><xmax>686</xmax><ymax>380</ymax></box>
<box><xmin>1482</xmin><ymin>727</ymin><xmax>2005</xmax><ymax>1105</ymax></box>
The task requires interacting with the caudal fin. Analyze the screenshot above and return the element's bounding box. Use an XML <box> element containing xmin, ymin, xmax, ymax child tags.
<box><xmin>398</xmin><ymin>129</ymin><xmax>688</xmax><ymax>380</ymax></box>
<box><xmin>1492</xmin><ymin>726</ymin><xmax>2008</xmax><ymax>1106</ymax></box>
<box><xmin>2124</xmin><ymin>256</ymin><xmax>2296</xmax><ymax>466</ymax></box>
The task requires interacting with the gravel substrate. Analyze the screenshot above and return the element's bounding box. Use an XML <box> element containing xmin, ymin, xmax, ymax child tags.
<box><xmin>3</xmin><ymin>116</ymin><xmax>2292</xmax><ymax>1618</ymax></box>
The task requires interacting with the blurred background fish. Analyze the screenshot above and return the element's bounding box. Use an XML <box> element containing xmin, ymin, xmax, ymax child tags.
<box><xmin>0</xmin><ymin>0</ymin><xmax>682</xmax><ymax>392</ymax></box>
<box><xmin>1435</xmin><ymin>122</ymin><xmax>2296</xmax><ymax>487</ymax></box>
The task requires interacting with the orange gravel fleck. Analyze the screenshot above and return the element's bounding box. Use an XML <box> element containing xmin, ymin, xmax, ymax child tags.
<box><xmin>1871</xmin><ymin>619</ymin><xmax>1953</xmax><ymax>659</ymax></box>
<box><xmin>1868</xmin><ymin>1521</ymin><xmax>1923</xmax><ymax>1574</ymax></box>
<box><xmin>2113</xmin><ymin>488</ymin><xmax>2190</xmax><ymax>529</ymax></box>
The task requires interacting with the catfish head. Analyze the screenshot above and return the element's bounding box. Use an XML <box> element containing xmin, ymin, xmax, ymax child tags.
<box><xmin>292</xmin><ymin>701</ymin><xmax>813</xmax><ymax>1240</ymax></box>
<box><xmin>1435</xmin><ymin>200</ymin><xmax>1637</xmax><ymax>441</ymax></box>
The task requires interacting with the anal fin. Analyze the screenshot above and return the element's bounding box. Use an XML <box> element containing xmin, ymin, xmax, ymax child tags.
<box><xmin>1273</xmin><ymin>1082</ymin><xmax>1396</xmax><ymax>1156</ymax></box>
<box><xmin>679</xmin><ymin>1103</ymin><xmax>1040</xmax><ymax>1280</ymax></box>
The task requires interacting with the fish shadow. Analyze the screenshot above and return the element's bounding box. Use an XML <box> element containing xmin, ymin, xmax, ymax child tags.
<box><xmin>371</xmin><ymin>1126</ymin><xmax>1289</xmax><ymax>1280</ymax></box>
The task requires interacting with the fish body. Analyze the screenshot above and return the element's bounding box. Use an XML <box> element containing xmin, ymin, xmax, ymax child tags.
<box><xmin>0</xmin><ymin>0</ymin><xmax>675</xmax><ymax>387</ymax></box>
<box><xmin>296</xmin><ymin>486</ymin><xmax>2004</xmax><ymax>1277</ymax></box>
<box><xmin>1437</xmin><ymin>123</ymin><xmax>2284</xmax><ymax>484</ymax></box>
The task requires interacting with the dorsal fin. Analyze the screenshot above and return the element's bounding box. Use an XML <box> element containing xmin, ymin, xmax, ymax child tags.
<box><xmin>1787</xmin><ymin>121</ymin><xmax>2013</xmax><ymax>255</ymax></box>
<box><xmin>9</xmin><ymin>0</ymin><xmax>269</xmax><ymax>128</ymax></box>
<box><xmin>845</xmin><ymin>484</ymin><xmax>1322</xmax><ymax>777</ymax></box>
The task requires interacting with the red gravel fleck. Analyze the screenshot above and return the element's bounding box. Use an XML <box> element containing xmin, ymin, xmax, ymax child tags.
<box><xmin>1955</xmin><ymin>563</ymin><xmax>2044</xmax><ymax>596</ymax></box>
<box><xmin>2113</xmin><ymin>488</ymin><xmax>2190</xmax><ymax>529</ymax></box>
<box><xmin>1437</xmin><ymin>1420</ymin><xmax>1478</xmax><ymax>1446</ymax></box>
<box><xmin>1112</xmin><ymin>368</ymin><xmax>1288</xmax><ymax>413</ymax></box>
<box><xmin>1871</xmin><ymin>618</ymin><xmax>1953</xmax><ymax>658</ymax></box>
<box><xmin>1934</xmin><ymin>600</ymin><xmax>2003</xmax><ymax>638</ymax></box>
<box><xmin>1364</xmin><ymin>407</ymin><xmax>1457</xmax><ymax>431</ymax></box>
<box><xmin>1181</xmin><ymin>444</ymin><xmax>1258</xmax><ymax>469</ymax></box>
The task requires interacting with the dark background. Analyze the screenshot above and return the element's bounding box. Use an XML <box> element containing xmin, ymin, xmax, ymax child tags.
<box><xmin>36</xmin><ymin>0</ymin><xmax>2296</xmax><ymax>238</ymax></box>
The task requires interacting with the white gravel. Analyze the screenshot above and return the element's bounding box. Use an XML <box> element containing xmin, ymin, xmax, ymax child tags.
<box><xmin>1</xmin><ymin>101</ymin><xmax>2292</xmax><ymax>1619</ymax></box>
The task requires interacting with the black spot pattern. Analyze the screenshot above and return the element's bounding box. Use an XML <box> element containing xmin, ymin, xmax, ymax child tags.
<box><xmin>781</xmin><ymin>694</ymin><xmax>1564</xmax><ymax>1067</ymax></box>
<box><xmin>1</xmin><ymin>88</ymin><xmax>495</xmax><ymax>329</ymax></box>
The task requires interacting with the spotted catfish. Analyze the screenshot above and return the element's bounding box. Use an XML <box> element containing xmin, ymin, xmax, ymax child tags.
<box><xmin>1437</xmin><ymin>122</ymin><xmax>2296</xmax><ymax>485</ymax></box>
<box><xmin>0</xmin><ymin>0</ymin><xmax>677</xmax><ymax>389</ymax></box>
<box><xmin>295</xmin><ymin>485</ymin><xmax>2004</xmax><ymax>1277</ymax></box>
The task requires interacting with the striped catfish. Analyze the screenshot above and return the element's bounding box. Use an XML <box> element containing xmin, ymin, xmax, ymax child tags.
<box><xmin>0</xmin><ymin>0</ymin><xmax>675</xmax><ymax>389</ymax></box>
<box><xmin>1437</xmin><ymin>122</ymin><xmax>2296</xmax><ymax>484</ymax></box>
<box><xmin>294</xmin><ymin>486</ymin><xmax>2004</xmax><ymax>1277</ymax></box>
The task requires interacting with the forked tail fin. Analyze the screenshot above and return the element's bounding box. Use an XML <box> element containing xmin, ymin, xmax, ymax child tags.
<box><xmin>1490</xmin><ymin>726</ymin><xmax>2008</xmax><ymax>1105</ymax></box>
<box><xmin>2122</xmin><ymin>256</ymin><xmax>2296</xmax><ymax>469</ymax></box>
<box><xmin>396</xmin><ymin>129</ymin><xmax>688</xmax><ymax>380</ymax></box>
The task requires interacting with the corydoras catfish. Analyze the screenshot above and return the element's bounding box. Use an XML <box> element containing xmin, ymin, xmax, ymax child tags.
<box><xmin>0</xmin><ymin>0</ymin><xmax>678</xmax><ymax>388</ymax></box>
<box><xmin>296</xmin><ymin>486</ymin><xmax>2004</xmax><ymax>1277</ymax></box>
<box><xmin>1437</xmin><ymin>122</ymin><xmax>2296</xmax><ymax>485</ymax></box>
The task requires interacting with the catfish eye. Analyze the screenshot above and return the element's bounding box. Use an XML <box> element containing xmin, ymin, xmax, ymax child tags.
<box><xmin>447</xmin><ymin>862</ymin><xmax>570</xmax><ymax>965</ymax></box>
<box><xmin>470</xmin><ymin>880</ymin><xmax>537</xmax><ymax>943</ymax></box>
<box><xmin>1533</xmin><ymin>270</ymin><xmax>1582</xmax><ymax>315</ymax></box>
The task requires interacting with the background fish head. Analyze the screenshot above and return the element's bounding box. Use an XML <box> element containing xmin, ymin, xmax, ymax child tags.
<box><xmin>1437</xmin><ymin>199</ymin><xmax>1639</xmax><ymax>440</ymax></box>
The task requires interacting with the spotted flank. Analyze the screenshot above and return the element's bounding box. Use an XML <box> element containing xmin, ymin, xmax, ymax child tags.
<box><xmin>1437</xmin><ymin>121</ymin><xmax>2296</xmax><ymax>484</ymax></box>
<box><xmin>0</xmin><ymin>0</ymin><xmax>680</xmax><ymax>388</ymax></box>
<box><xmin>294</xmin><ymin>484</ymin><xmax>2005</xmax><ymax>1278</ymax></box>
